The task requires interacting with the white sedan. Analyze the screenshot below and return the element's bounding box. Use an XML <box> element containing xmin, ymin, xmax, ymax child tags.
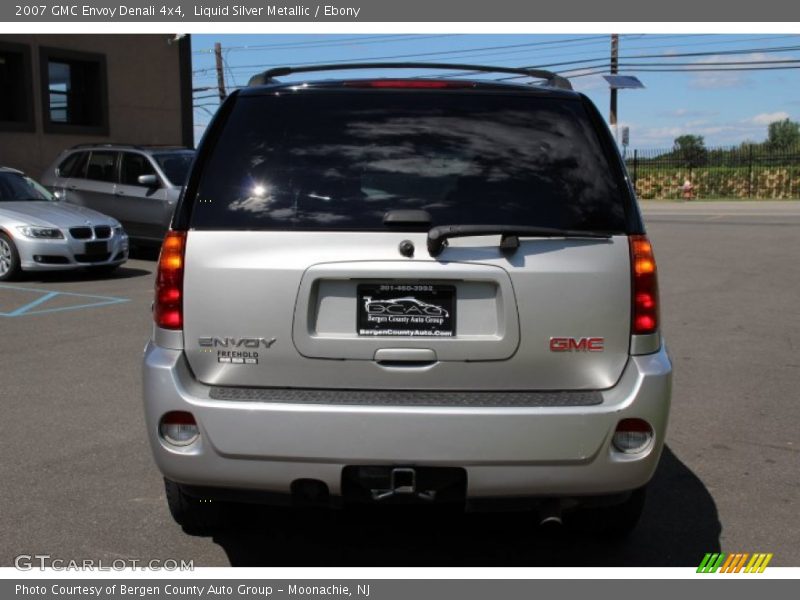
<box><xmin>0</xmin><ymin>167</ymin><xmax>129</xmax><ymax>280</ymax></box>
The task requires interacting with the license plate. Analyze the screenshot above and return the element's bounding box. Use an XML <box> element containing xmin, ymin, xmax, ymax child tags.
<box><xmin>357</xmin><ymin>283</ymin><xmax>456</xmax><ymax>337</ymax></box>
<box><xmin>84</xmin><ymin>241</ymin><xmax>107</xmax><ymax>255</ymax></box>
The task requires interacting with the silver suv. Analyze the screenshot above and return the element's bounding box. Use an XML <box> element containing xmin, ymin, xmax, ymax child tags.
<box><xmin>142</xmin><ymin>64</ymin><xmax>672</xmax><ymax>536</ymax></box>
<box><xmin>41</xmin><ymin>144</ymin><xmax>194</xmax><ymax>244</ymax></box>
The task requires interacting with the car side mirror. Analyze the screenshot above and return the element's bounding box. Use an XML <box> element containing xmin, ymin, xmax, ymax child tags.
<box><xmin>138</xmin><ymin>174</ymin><xmax>159</xmax><ymax>187</ymax></box>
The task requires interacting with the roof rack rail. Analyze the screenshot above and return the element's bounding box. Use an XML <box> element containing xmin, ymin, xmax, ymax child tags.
<box><xmin>247</xmin><ymin>62</ymin><xmax>572</xmax><ymax>90</ymax></box>
<box><xmin>70</xmin><ymin>143</ymin><xmax>141</xmax><ymax>150</ymax></box>
<box><xmin>69</xmin><ymin>143</ymin><xmax>189</xmax><ymax>150</ymax></box>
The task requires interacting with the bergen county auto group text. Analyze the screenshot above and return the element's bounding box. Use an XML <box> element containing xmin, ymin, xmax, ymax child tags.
<box><xmin>15</xmin><ymin>585</ymin><xmax>361</xmax><ymax>598</ymax></box>
<box><xmin>16</xmin><ymin>586</ymin><xmax>245</xmax><ymax>598</ymax></box>
<box><xmin>17</xmin><ymin>586</ymin><xmax>203</xmax><ymax>598</ymax></box>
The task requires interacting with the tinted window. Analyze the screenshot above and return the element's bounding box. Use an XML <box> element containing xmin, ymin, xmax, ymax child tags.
<box><xmin>0</xmin><ymin>44</ymin><xmax>32</xmax><ymax>126</ymax></box>
<box><xmin>58</xmin><ymin>152</ymin><xmax>85</xmax><ymax>178</ymax></box>
<box><xmin>45</xmin><ymin>56</ymin><xmax>105</xmax><ymax>127</ymax></box>
<box><xmin>120</xmin><ymin>152</ymin><xmax>156</xmax><ymax>186</ymax></box>
<box><xmin>154</xmin><ymin>151</ymin><xmax>193</xmax><ymax>186</ymax></box>
<box><xmin>191</xmin><ymin>92</ymin><xmax>626</xmax><ymax>231</ymax></box>
<box><xmin>0</xmin><ymin>172</ymin><xmax>52</xmax><ymax>202</ymax></box>
<box><xmin>85</xmin><ymin>151</ymin><xmax>117</xmax><ymax>182</ymax></box>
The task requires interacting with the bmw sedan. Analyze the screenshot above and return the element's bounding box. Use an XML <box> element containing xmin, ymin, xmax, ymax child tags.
<box><xmin>0</xmin><ymin>167</ymin><xmax>129</xmax><ymax>281</ymax></box>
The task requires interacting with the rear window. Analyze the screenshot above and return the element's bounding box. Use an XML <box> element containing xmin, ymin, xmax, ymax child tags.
<box><xmin>190</xmin><ymin>92</ymin><xmax>627</xmax><ymax>231</ymax></box>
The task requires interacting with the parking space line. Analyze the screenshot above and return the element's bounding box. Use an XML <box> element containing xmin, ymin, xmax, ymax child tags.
<box><xmin>6</xmin><ymin>291</ymin><xmax>60</xmax><ymax>316</ymax></box>
<box><xmin>0</xmin><ymin>284</ymin><xmax>129</xmax><ymax>317</ymax></box>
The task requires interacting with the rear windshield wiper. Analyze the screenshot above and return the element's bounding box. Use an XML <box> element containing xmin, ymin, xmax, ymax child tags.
<box><xmin>427</xmin><ymin>224</ymin><xmax>614</xmax><ymax>257</ymax></box>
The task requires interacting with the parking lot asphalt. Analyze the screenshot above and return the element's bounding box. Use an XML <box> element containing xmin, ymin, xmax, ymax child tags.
<box><xmin>1</xmin><ymin>201</ymin><xmax>798</xmax><ymax>567</ymax></box>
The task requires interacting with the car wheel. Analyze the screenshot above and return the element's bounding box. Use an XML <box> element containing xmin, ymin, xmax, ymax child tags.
<box><xmin>164</xmin><ymin>478</ymin><xmax>224</xmax><ymax>535</ymax></box>
<box><xmin>573</xmin><ymin>486</ymin><xmax>647</xmax><ymax>539</ymax></box>
<box><xmin>0</xmin><ymin>233</ymin><xmax>22</xmax><ymax>281</ymax></box>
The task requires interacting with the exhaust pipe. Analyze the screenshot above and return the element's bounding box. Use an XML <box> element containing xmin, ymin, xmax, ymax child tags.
<box><xmin>538</xmin><ymin>499</ymin><xmax>563</xmax><ymax>528</ymax></box>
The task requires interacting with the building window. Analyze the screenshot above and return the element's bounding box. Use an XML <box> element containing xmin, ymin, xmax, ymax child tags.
<box><xmin>39</xmin><ymin>47</ymin><xmax>108</xmax><ymax>135</ymax></box>
<box><xmin>0</xmin><ymin>41</ymin><xmax>34</xmax><ymax>132</ymax></box>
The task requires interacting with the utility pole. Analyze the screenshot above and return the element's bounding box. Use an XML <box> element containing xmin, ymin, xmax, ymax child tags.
<box><xmin>214</xmin><ymin>42</ymin><xmax>227</xmax><ymax>103</ymax></box>
<box><xmin>610</xmin><ymin>33</ymin><xmax>619</xmax><ymax>143</ymax></box>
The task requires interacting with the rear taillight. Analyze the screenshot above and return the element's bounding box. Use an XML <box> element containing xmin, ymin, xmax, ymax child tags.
<box><xmin>629</xmin><ymin>235</ymin><xmax>659</xmax><ymax>336</ymax></box>
<box><xmin>154</xmin><ymin>230</ymin><xmax>186</xmax><ymax>330</ymax></box>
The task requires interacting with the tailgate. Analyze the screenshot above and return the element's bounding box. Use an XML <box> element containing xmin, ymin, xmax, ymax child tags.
<box><xmin>181</xmin><ymin>231</ymin><xmax>630</xmax><ymax>391</ymax></box>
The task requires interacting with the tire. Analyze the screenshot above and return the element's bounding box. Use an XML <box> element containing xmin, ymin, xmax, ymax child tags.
<box><xmin>0</xmin><ymin>233</ymin><xmax>22</xmax><ymax>281</ymax></box>
<box><xmin>164</xmin><ymin>478</ymin><xmax>223</xmax><ymax>534</ymax></box>
<box><xmin>573</xmin><ymin>486</ymin><xmax>647</xmax><ymax>539</ymax></box>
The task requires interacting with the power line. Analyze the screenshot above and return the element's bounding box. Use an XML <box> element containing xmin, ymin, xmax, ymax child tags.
<box><xmin>567</xmin><ymin>64</ymin><xmax>800</xmax><ymax>78</ymax></box>
<box><xmin>222</xmin><ymin>51</ymin><xmax>238</xmax><ymax>88</ymax></box>
<box><xmin>193</xmin><ymin>35</ymin><xmax>800</xmax><ymax>78</ymax></box>
<box><xmin>190</xmin><ymin>37</ymin><xmax>623</xmax><ymax>82</ymax></box>
<box><xmin>492</xmin><ymin>43</ymin><xmax>800</xmax><ymax>81</ymax></box>
<box><xmin>192</xmin><ymin>34</ymin><xmax>454</xmax><ymax>54</ymax></box>
<box><xmin>602</xmin><ymin>33</ymin><xmax>799</xmax><ymax>53</ymax></box>
<box><xmin>190</xmin><ymin>35</ymin><xmax>800</xmax><ymax>93</ymax></box>
<box><xmin>192</xmin><ymin>36</ymin><xmax>800</xmax><ymax>85</ymax></box>
<box><xmin>191</xmin><ymin>35</ymin><xmax>612</xmax><ymax>75</ymax></box>
<box><xmin>614</xmin><ymin>59</ymin><xmax>800</xmax><ymax>67</ymax></box>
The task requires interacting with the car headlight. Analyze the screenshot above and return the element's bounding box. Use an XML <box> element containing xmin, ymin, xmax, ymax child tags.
<box><xmin>16</xmin><ymin>226</ymin><xmax>64</xmax><ymax>239</ymax></box>
<box><xmin>113</xmin><ymin>226</ymin><xmax>126</xmax><ymax>237</ymax></box>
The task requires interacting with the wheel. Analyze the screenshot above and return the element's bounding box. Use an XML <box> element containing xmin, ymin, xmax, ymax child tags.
<box><xmin>164</xmin><ymin>478</ymin><xmax>223</xmax><ymax>534</ymax></box>
<box><xmin>573</xmin><ymin>486</ymin><xmax>647</xmax><ymax>539</ymax></box>
<box><xmin>0</xmin><ymin>233</ymin><xmax>22</xmax><ymax>281</ymax></box>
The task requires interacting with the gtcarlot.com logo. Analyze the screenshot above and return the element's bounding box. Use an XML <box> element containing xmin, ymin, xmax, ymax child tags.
<box><xmin>697</xmin><ymin>552</ymin><xmax>773</xmax><ymax>573</ymax></box>
<box><xmin>14</xmin><ymin>554</ymin><xmax>194</xmax><ymax>571</ymax></box>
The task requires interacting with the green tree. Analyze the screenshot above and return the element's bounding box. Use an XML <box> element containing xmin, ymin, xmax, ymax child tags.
<box><xmin>766</xmin><ymin>119</ymin><xmax>800</xmax><ymax>151</ymax></box>
<box><xmin>673</xmin><ymin>134</ymin><xmax>708</xmax><ymax>168</ymax></box>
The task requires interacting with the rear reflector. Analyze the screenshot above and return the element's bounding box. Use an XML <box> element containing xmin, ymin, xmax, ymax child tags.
<box><xmin>612</xmin><ymin>418</ymin><xmax>654</xmax><ymax>454</ymax></box>
<box><xmin>154</xmin><ymin>231</ymin><xmax>186</xmax><ymax>330</ymax></box>
<box><xmin>159</xmin><ymin>411</ymin><xmax>199</xmax><ymax>446</ymax></box>
<box><xmin>629</xmin><ymin>235</ymin><xmax>659</xmax><ymax>336</ymax></box>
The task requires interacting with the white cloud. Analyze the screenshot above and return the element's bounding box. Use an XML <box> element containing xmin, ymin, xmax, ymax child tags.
<box><xmin>694</xmin><ymin>52</ymin><xmax>772</xmax><ymax>65</ymax></box>
<box><xmin>688</xmin><ymin>71</ymin><xmax>747</xmax><ymax>90</ymax></box>
<box><xmin>659</xmin><ymin>108</ymin><xmax>719</xmax><ymax>119</ymax></box>
<box><xmin>748</xmin><ymin>111</ymin><xmax>790</xmax><ymax>125</ymax></box>
<box><xmin>623</xmin><ymin>121</ymin><xmax>774</xmax><ymax>149</ymax></box>
<box><xmin>685</xmin><ymin>53</ymin><xmax>795</xmax><ymax>91</ymax></box>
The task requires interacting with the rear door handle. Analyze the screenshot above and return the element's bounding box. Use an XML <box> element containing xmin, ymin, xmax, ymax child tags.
<box><xmin>374</xmin><ymin>348</ymin><xmax>437</xmax><ymax>365</ymax></box>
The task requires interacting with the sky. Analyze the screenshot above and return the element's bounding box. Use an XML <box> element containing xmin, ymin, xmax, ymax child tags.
<box><xmin>191</xmin><ymin>34</ymin><xmax>800</xmax><ymax>149</ymax></box>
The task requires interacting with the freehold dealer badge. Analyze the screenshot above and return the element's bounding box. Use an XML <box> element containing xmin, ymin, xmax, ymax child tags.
<box><xmin>357</xmin><ymin>283</ymin><xmax>456</xmax><ymax>337</ymax></box>
<box><xmin>198</xmin><ymin>336</ymin><xmax>276</xmax><ymax>364</ymax></box>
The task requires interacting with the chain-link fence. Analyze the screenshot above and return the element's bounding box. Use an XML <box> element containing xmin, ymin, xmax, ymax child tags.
<box><xmin>625</xmin><ymin>145</ymin><xmax>800</xmax><ymax>199</ymax></box>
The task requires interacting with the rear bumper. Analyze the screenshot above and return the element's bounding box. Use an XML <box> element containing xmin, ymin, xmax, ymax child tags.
<box><xmin>142</xmin><ymin>343</ymin><xmax>672</xmax><ymax>500</ymax></box>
